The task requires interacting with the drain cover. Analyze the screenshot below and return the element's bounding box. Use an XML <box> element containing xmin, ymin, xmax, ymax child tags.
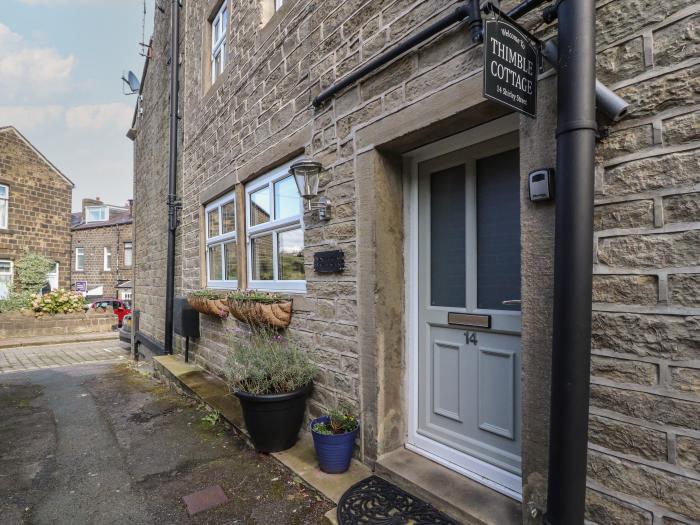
<box><xmin>337</xmin><ymin>476</ymin><xmax>460</xmax><ymax>525</ymax></box>
<box><xmin>182</xmin><ymin>485</ymin><xmax>229</xmax><ymax>515</ymax></box>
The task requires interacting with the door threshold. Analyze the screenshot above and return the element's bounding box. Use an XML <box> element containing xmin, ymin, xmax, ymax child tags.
<box><xmin>375</xmin><ymin>447</ymin><xmax>521</xmax><ymax>525</ymax></box>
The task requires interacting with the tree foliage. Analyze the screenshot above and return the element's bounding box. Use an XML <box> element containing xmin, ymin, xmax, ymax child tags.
<box><xmin>15</xmin><ymin>254</ymin><xmax>53</xmax><ymax>293</ymax></box>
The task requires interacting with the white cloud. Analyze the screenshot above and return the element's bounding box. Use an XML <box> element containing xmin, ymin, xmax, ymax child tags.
<box><xmin>0</xmin><ymin>23</ymin><xmax>76</xmax><ymax>103</ymax></box>
<box><xmin>65</xmin><ymin>103</ymin><xmax>134</xmax><ymax>131</ymax></box>
<box><xmin>0</xmin><ymin>105</ymin><xmax>65</xmax><ymax>132</ymax></box>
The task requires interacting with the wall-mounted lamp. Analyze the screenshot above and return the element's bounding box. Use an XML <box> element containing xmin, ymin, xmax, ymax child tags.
<box><xmin>290</xmin><ymin>156</ymin><xmax>331</xmax><ymax>221</ymax></box>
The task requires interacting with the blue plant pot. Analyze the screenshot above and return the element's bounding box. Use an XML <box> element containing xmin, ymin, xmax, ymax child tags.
<box><xmin>310</xmin><ymin>416</ymin><xmax>359</xmax><ymax>474</ymax></box>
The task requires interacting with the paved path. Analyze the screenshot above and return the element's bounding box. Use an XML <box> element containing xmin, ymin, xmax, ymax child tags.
<box><xmin>0</xmin><ymin>340</ymin><xmax>128</xmax><ymax>373</ymax></box>
<box><xmin>0</xmin><ymin>362</ymin><xmax>332</xmax><ymax>524</ymax></box>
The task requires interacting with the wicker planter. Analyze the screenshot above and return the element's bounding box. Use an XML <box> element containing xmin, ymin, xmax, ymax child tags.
<box><xmin>187</xmin><ymin>295</ymin><xmax>229</xmax><ymax>318</ymax></box>
<box><xmin>227</xmin><ymin>299</ymin><xmax>293</xmax><ymax>328</ymax></box>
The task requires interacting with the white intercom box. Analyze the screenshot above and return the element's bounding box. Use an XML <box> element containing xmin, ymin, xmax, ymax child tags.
<box><xmin>529</xmin><ymin>169</ymin><xmax>554</xmax><ymax>202</ymax></box>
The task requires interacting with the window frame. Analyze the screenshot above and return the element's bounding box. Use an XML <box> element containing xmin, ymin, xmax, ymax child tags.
<box><xmin>211</xmin><ymin>1</ymin><xmax>228</xmax><ymax>84</ymax></box>
<box><xmin>205</xmin><ymin>191</ymin><xmax>238</xmax><ymax>290</ymax></box>
<box><xmin>245</xmin><ymin>158</ymin><xmax>306</xmax><ymax>293</ymax></box>
<box><xmin>75</xmin><ymin>247</ymin><xmax>85</xmax><ymax>272</ymax></box>
<box><xmin>123</xmin><ymin>242</ymin><xmax>133</xmax><ymax>268</ymax></box>
<box><xmin>103</xmin><ymin>246</ymin><xmax>111</xmax><ymax>272</ymax></box>
<box><xmin>0</xmin><ymin>184</ymin><xmax>8</xmax><ymax>229</ymax></box>
<box><xmin>86</xmin><ymin>206</ymin><xmax>108</xmax><ymax>223</ymax></box>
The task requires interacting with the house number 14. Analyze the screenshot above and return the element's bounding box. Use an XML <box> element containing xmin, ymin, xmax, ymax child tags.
<box><xmin>464</xmin><ymin>332</ymin><xmax>478</xmax><ymax>345</ymax></box>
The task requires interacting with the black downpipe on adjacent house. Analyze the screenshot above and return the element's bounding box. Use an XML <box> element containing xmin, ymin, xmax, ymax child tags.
<box><xmin>164</xmin><ymin>0</ymin><xmax>181</xmax><ymax>355</ymax></box>
<box><xmin>544</xmin><ymin>0</ymin><xmax>597</xmax><ymax>523</ymax></box>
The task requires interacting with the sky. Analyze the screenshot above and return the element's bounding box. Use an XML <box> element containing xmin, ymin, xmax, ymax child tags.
<box><xmin>0</xmin><ymin>0</ymin><xmax>154</xmax><ymax>211</ymax></box>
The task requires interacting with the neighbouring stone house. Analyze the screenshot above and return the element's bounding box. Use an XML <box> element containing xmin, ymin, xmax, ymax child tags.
<box><xmin>129</xmin><ymin>0</ymin><xmax>700</xmax><ymax>523</ymax></box>
<box><xmin>71</xmin><ymin>198</ymin><xmax>134</xmax><ymax>300</ymax></box>
<box><xmin>0</xmin><ymin>126</ymin><xmax>73</xmax><ymax>297</ymax></box>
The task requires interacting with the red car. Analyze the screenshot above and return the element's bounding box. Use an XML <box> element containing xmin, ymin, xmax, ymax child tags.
<box><xmin>90</xmin><ymin>299</ymin><xmax>132</xmax><ymax>327</ymax></box>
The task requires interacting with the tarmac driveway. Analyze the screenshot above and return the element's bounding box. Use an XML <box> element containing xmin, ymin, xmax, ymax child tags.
<box><xmin>0</xmin><ymin>362</ymin><xmax>332</xmax><ymax>524</ymax></box>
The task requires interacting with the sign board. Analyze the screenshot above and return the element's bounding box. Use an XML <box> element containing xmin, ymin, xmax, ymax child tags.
<box><xmin>314</xmin><ymin>250</ymin><xmax>345</xmax><ymax>273</ymax></box>
<box><xmin>75</xmin><ymin>281</ymin><xmax>87</xmax><ymax>293</ymax></box>
<box><xmin>483</xmin><ymin>19</ymin><xmax>538</xmax><ymax>118</ymax></box>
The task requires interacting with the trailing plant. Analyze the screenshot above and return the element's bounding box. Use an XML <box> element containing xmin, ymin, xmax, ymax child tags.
<box><xmin>223</xmin><ymin>327</ymin><xmax>317</xmax><ymax>395</ymax></box>
<box><xmin>189</xmin><ymin>289</ymin><xmax>223</xmax><ymax>299</ymax></box>
<box><xmin>0</xmin><ymin>291</ymin><xmax>32</xmax><ymax>313</ymax></box>
<box><xmin>31</xmin><ymin>289</ymin><xmax>85</xmax><ymax>314</ymax></box>
<box><xmin>15</xmin><ymin>254</ymin><xmax>54</xmax><ymax>293</ymax></box>
<box><xmin>227</xmin><ymin>290</ymin><xmax>288</xmax><ymax>304</ymax></box>
<box><xmin>312</xmin><ymin>402</ymin><xmax>359</xmax><ymax>435</ymax></box>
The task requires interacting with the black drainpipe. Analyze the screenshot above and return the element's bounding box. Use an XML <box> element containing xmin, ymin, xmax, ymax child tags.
<box><xmin>544</xmin><ymin>0</ymin><xmax>597</xmax><ymax>522</ymax></box>
<box><xmin>164</xmin><ymin>0</ymin><xmax>181</xmax><ymax>355</ymax></box>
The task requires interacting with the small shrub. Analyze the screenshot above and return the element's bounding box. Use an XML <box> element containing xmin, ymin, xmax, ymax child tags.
<box><xmin>227</xmin><ymin>290</ymin><xmax>288</xmax><ymax>304</ymax></box>
<box><xmin>15</xmin><ymin>255</ymin><xmax>54</xmax><ymax>293</ymax></box>
<box><xmin>189</xmin><ymin>290</ymin><xmax>223</xmax><ymax>299</ymax></box>
<box><xmin>223</xmin><ymin>327</ymin><xmax>317</xmax><ymax>395</ymax></box>
<box><xmin>312</xmin><ymin>402</ymin><xmax>358</xmax><ymax>435</ymax></box>
<box><xmin>31</xmin><ymin>289</ymin><xmax>85</xmax><ymax>314</ymax></box>
<box><xmin>0</xmin><ymin>291</ymin><xmax>33</xmax><ymax>313</ymax></box>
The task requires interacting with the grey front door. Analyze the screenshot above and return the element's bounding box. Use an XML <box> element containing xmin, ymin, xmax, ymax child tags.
<box><xmin>414</xmin><ymin>133</ymin><xmax>522</xmax><ymax>494</ymax></box>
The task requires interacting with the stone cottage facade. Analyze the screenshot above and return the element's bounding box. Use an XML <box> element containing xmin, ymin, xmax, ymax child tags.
<box><xmin>71</xmin><ymin>198</ymin><xmax>134</xmax><ymax>300</ymax></box>
<box><xmin>0</xmin><ymin>126</ymin><xmax>73</xmax><ymax>296</ymax></box>
<box><xmin>130</xmin><ymin>0</ymin><xmax>700</xmax><ymax>523</ymax></box>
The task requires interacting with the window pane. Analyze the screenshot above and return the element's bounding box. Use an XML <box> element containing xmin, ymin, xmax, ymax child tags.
<box><xmin>208</xmin><ymin>244</ymin><xmax>223</xmax><ymax>281</ymax></box>
<box><xmin>0</xmin><ymin>199</ymin><xmax>6</xmax><ymax>228</ymax></box>
<box><xmin>0</xmin><ymin>186</ymin><xmax>7</xmax><ymax>197</ymax></box>
<box><xmin>224</xmin><ymin>241</ymin><xmax>237</xmax><ymax>281</ymax></box>
<box><xmin>222</xmin><ymin>7</ymin><xmax>228</xmax><ymax>33</ymax></box>
<box><xmin>251</xmin><ymin>234</ymin><xmax>273</xmax><ymax>280</ymax></box>
<box><xmin>278</xmin><ymin>228</ymin><xmax>304</xmax><ymax>280</ymax></box>
<box><xmin>274</xmin><ymin>176</ymin><xmax>300</xmax><ymax>220</ymax></box>
<box><xmin>476</xmin><ymin>149</ymin><xmax>520</xmax><ymax>311</ymax></box>
<box><xmin>124</xmin><ymin>243</ymin><xmax>133</xmax><ymax>267</ymax></box>
<box><xmin>430</xmin><ymin>165</ymin><xmax>466</xmax><ymax>307</ymax></box>
<box><xmin>207</xmin><ymin>208</ymin><xmax>219</xmax><ymax>238</ymax></box>
<box><xmin>222</xmin><ymin>201</ymin><xmax>235</xmax><ymax>233</ymax></box>
<box><xmin>0</xmin><ymin>261</ymin><xmax>11</xmax><ymax>273</ymax></box>
<box><xmin>250</xmin><ymin>186</ymin><xmax>271</xmax><ymax>226</ymax></box>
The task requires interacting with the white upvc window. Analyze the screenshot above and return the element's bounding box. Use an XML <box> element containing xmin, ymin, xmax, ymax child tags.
<box><xmin>124</xmin><ymin>242</ymin><xmax>133</xmax><ymax>267</ymax></box>
<box><xmin>245</xmin><ymin>159</ymin><xmax>305</xmax><ymax>293</ymax></box>
<box><xmin>275</xmin><ymin>0</ymin><xmax>284</xmax><ymax>10</ymax></box>
<box><xmin>104</xmin><ymin>247</ymin><xmax>112</xmax><ymax>271</ymax></box>
<box><xmin>0</xmin><ymin>184</ymin><xmax>8</xmax><ymax>229</ymax></box>
<box><xmin>0</xmin><ymin>260</ymin><xmax>12</xmax><ymax>299</ymax></box>
<box><xmin>205</xmin><ymin>191</ymin><xmax>238</xmax><ymax>289</ymax></box>
<box><xmin>75</xmin><ymin>248</ymin><xmax>85</xmax><ymax>271</ymax></box>
<box><xmin>86</xmin><ymin>206</ymin><xmax>108</xmax><ymax>222</ymax></box>
<box><xmin>211</xmin><ymin>2</ymin><xmax>228</xmax><ymax>84</ymax></box>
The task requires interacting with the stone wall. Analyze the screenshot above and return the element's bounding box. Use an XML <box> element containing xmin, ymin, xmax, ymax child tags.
<box><xmin>71</xmin><ymin>222</ymin><xmax>133</xmax><ymax>298</ymax></box>
<box><xmin>0</xmin><ymin>311</ymin><xmax>115</xmax><ymax>338</ymax></box>
<box><xmin>131</xmin><ymin>0</ymin><xmax>700</xmax><ymax>521</ymax></box>
<box><xmin>0</xmin><ymin>127</ymin><xmax>73</xmax><ymax>290</ymax></box>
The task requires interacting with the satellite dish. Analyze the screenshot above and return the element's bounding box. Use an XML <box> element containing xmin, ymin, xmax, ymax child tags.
<box><xmin>121</xmin><ymin>71</ymin><xmax>140</xmax><ymax>94</ymax></box>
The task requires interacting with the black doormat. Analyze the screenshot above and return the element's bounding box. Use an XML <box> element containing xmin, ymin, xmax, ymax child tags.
<box><xmin>337</xmin><ymin>476</ymin><xmax>461</xmax><ymax>525</ymax></box>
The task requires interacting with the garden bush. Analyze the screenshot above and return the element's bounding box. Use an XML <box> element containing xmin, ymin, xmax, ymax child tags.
<box><xmin>31</xmin><ymin>290</ymin><xmax>85</xmax><ymax>314</ymax></box>
<box><xmin>15</xmin><ymin>254</ymin><xmax>54</xmax><ymax>293</ymax></box>
<box><xmin>0</xmin><ymin>291</ymin><xmax>32</xmax><ymax>313</ymax></box>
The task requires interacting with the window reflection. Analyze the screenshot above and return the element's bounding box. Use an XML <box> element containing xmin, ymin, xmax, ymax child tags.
<box><xmin>251</xmin><ymin>235</ymin><xmax>273</xmax><ymax>280</ymax></box>
<box><xmin>274</xmin><ymin>176</ymin><xmax>300</xmax><ymax>220</ymax></box>
<box><xmin>224</xmin><ymin>241</ymin><xmax>237</xmax><ymax>281</ymax></box>
<box><xmin>250</xmin><ymin>187</ymin><xmax>271</xmax><ymax>226</ymax></box>
<box><xmin>208</xmin><ymin>244</ymin><xmax>223</xmax><ymax>281</ymax></box>
<box><xmin>278</xmin><ymin>228</ymin><xmax>304</xmax><ymax>280</ymax></box>
<box><xmin>222</xmin><ymin>201</ymin><xmax>235</xmax><ymax>234</ymax></box>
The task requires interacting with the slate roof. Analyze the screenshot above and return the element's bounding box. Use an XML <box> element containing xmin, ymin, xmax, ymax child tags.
<box><xmin>71</xmin><ymin>208</ymin><xmax>132</xmax><ymax>230</ymax></box>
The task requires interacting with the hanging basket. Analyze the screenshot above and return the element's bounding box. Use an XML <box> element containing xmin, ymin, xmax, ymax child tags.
<box><xmin>187</xmin><ymin>295</ymin><xmax>230</xmax><ymax>319</ymax></box>
<box><xmin>227</xmin><ymin>298</ymin><xmax>293</xmax><ymax>328</ymax></box>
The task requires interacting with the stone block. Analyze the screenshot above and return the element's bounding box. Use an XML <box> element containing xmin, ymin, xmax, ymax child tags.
<box><xmin>598</xmin><ymin>230</ymin><xmax>700</xmax><ymax>269</ymax></box>
<box><xmin>676</xmin><ymin>435</ymin><xmax>700</xmax><ymax>473</ymax></box>
<box><xmin>591</xmin><ymin>355</ymin><xmax>658</xmax><ymax>385</ymax></box>
<box><xmin>590</xmin><ymin>384</ymin><xmax>700</xmax><ymax>430</ymax></box>
<box><xmin>597</xmin><ymin>37</ymin><xmax>645</xmax><ymax>85</ymax></box>
<box><xmin>588</xmin><ymin>414</ymin><xmax>666</xmax><ymax>461</ymax></box>
<box><xmin>603</xmin><ymin>149</ymin><xmax>700</xmax><ymax>197</ymax></box>
<box><xmin>597</xmin><ymin>125</ymin><xmax>653</xmax><ymax>161</ymax></box>
<box><xmin>594</xmin><ymin>200</ymin><xmax>654</xmax><ymax>231</ymax></box>
<box><xmin>617</xmin><ymin>64</ymin><xmax>700</xmax><ymax>118</ymax></box>
<box><xmin>663</xmin><ymin>111</ymin><xmax>700</xmax><ymax>145</ymax></box>
<box><xmin>588</xmin><ymin>450</ymin><xmax>700</xmax><ymax>519</ymax></box>
<box><xmin>405</xmin><ymin>47</ymin><xmax>480</xmax><ymax>102</ymax></box>
<box><xmin>592</xmin><ymin>274</ymin><xmax>657</xmax><ymax>305</ymax></box>
<box><xmin>592</xmin><ymin>312</ymin><xmax>700</xmax><ymax>360</ymax></box>
<box><xmin>669</xmin><ymin>366</ymin><xmax>700</xmax><ymax>393</ymax></box>
<box><xmin>585</xmin><ymin>488</ymin><xmax>652</xmax><ymax>525</ymax></box>
<box><xmin>663</xmin><ymin>192</ymin><xmax>700</xmax><ymax>224</ymax></box>
<box><xmin>654</xmin><ymin>13</ymin><xmax>700</xmax><ymax>67</ymax></box>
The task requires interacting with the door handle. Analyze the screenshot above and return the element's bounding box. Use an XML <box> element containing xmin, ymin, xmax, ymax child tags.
<box><xmin>502</xmin><ymin>299</ymin><xmax>521</xmax><ymax>305</ymax></box>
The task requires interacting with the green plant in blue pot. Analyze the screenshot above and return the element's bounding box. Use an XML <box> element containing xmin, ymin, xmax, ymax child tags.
<box><xmin>311</xmin><ymin>402</ymin><xmax>359</xmax><ymax>474</ymax></box>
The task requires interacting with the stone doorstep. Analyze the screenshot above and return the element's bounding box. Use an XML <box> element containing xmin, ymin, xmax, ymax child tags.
<box><xmin>375</xmin><ymin>448</ymin><xmax>522</xmax><ymax>525</ymax></box>
<box><xmin>0</xmin><ymin>331</ymin><xmax>119</xmax><ymax>349</ymax></box>
<box><xmin>152</xmin><ymin>355</ymin><xmax>371</xmax><ymax>519</ymax></box>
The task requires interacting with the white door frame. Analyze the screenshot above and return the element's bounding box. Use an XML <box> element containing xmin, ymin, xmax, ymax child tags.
<box><xmin>403</xmin><ymin>113</ymin><xmax>522</xmax><ymax>500</ymax></box>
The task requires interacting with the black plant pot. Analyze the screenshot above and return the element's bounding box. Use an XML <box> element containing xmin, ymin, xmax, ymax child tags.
<box><xmin>235</xmin><ymin>383</ymin><xmax>312</xmax><ymax>453</ymax></box>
